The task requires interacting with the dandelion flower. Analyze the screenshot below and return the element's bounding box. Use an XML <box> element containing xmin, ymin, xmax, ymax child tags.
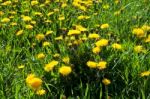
<box><xmin>1</xmin><ymin>18</ymin><xmax>10</xmax><ymax>23</ymax></box>
<box><xmin>95</xmin><ymin>39</ymin><xmax>109</xmax><ymax>47</ymax></box>
<box><xmin>36</xmin><ymin>89</ymin><xmax>46</xmax><ymax>95</ymax></box>
<box><xmin>42</xmin><ymin>41</ymin><xmax>51</xmax><ymax>47</ymax></box>
<box><xmin>37</xmin><ymin>53</ymin><xmax>45</xmax><ymax>59</ymax></box>
<box><xmin>31</xmin><ymin>0</ymin><xmax>39</xmax><ymax>6</ymax></box>
<box><xmin>29</xmin><ymin>78</ymin><xmax>42</xmax><ymax>89</ymax></box>
<box><xmin>16</xmin><ymin>30</ymin><xmax>23</xmax><ymax>36</ymax></box>
<box><xmin>53</xmin><ymin>53</ymin><xmax>60</xmax><ymax>58</ymax></box>
<box><xmin>92</xmin><ymin>47</ymin><xmax>101</xmax><ymax>54</ymax></box>
<box><xmin>67</xmin><ymin>30</ymin><xmax>81</xmax><ymax>36</ymax></box>
<box><xmin>36</xmin><ymin>34</ymin><xmax>45</xmax><ymax>41</ymax></box>
<box><xmin>26</xmin><ymin>74</ymin><xmax>36</xmax><ymax>85</ymax></box>
<box><xmin>102</xmin><ymin>78</ymin><xmax>111</xmax><ymax>86</ymax></box>
<box><xmin>62</xmin><ymin>57</ymin><xmax>70</xmax><ymax>64</ymax></box>
<box><xmin>25</xmin><ymin>24</ymin><xmax>33</xmax><ymax>29</ymax></box>
<box><xmin>140</xmin><ymin>71</ymin><xmax>150</xmax><ymax>77</ymax></box>
<box><xmin>141</xmin><ymin>25</ymin><xmax>150</xmax><ymax>32</ymax></box>
<box><xmin>87</xmin><ymin>61</ymin><xmax>97</xmax><ymax>68</ymax></box>
<box><xmin>132</xmin><ymin>28</ymin><xmax>145</xmax><ymax>37</ymax></box>
<box><xmin>134</xmin><ymin>45</ymin><xmax>144</xmax><ymax>53</ymax></box>
<box><xmin>112</xmin><ymin>43</ymin><xmax>122</xmax><ymax>50</ymax></box>
<box><xmin>59</xmin><ymin>66</ymin><xmax>72</xmax><ymax>76</ymax></box>
<box><xmin>55</xmin><ymin>35</ymin><xmax>63</xmax><ymax>40</ymax></box>
<box><xmin>44</xmin><ymin>60</ymin><xmax>58</xmax><ymax>72</ymax></box>
<box><xmin>22</xmin><ymin>16</ymin><xmax>32</xmax><ymax>21</ymax></box>
<box><xmin>100</xmin><ymin>23</ymin><xmax>109</xmax><ymax>29</ymax></box>
<box><xmin>145</xmin><ymin>35</ymin><xmax>150</xmax><ymax>43</ymax></box>
<box><xmin>18</xmin><ymin>65</ymin><xmax>25</xmax><ymax>69</ymax></box>
<box><xmin>97</xmin><ymin>61</ymin><xmax>107</xmax><ymax>70</ymax></box>
<box><xmin>75</xmin><ymin>25</ymin><xmax>87</xmax><ymax>32</ymax></box>
<box><xmin>88</xmin><ymin>33</ymin><xmax>100</xmax><ymax>39</ymax></box>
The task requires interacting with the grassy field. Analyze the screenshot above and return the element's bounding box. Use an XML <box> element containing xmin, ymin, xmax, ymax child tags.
<box><xmin>0</xmin><ymin>0</ymin><xmax>150</xmax><ymax>99</ymax></box>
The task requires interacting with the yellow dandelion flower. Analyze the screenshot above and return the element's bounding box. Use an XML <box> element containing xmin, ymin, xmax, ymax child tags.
<box><xmin>1</xmin><ymin>18</ymin><xmax>10</xmax><ymax>23</ymax></box>
<box><xmin>145</xmin><ymin>35</ymin><xmax>150</xmax><ymax>43</ymax></box>
<box><xmin>44</xmin><ymin>64</ymin><xmax>55</xmax><ymax>72</ymax></box>
<box><xmin>34</xmin><ymin>12</ymin><xmax>43</xmax><ymax>17</ymax></box>
<box><xmin>58</xmin><ymin>16</ymin><xmax>65</xmax><ymax>21</ymax></box>
<box><xmin>95</xmin><ymin>39</ymin><xmax>109</xmax><ymax>47</ymax></box>
<box><xmin>16</xmin><ymin>30</ymin><xmax>23</xmax><ymax>36</ymax></box>
<box><xmin>62</xmin><ymin>57</ymin><xmax>70</xmax><ymax>64</ymax></box>
<box><xmin>112</xmin><ymin>43</ymin><xmax>122</xmax><ymax>50</ymax></box>
<box><xmin>10</xmin><ymin>22</ymin><xmax>17</xmax><ymax>26</ymax></box>
<box><xmin>47</xmin><ymin>12</ymin><xmax>54</xmax><ymax>16</ymax></box>
<box><xmin>36</xmin><ymin>53</ymin><xmax>45</xmax><ymax>59</ymax></box>
<box><xmin>18</xmin><ymin>65</ymin><xmax>24</xmax><ymax>69</ymax></box>
<box><xmin>25</xmin><ymin>24</ymin><xmax>33</xmax><ymax>29</ymax></box>
<box><xmin>67</xmin><ymin>30</ymin><xmax>81</xmax><ymax>36</ymax></box>
<box><xmin>36</xmin><ymin>89</ymin><xmax>46</xmax><ymax>95</ymax></box>
<box><xmin>103</xmin><ymin>4</ymin><xmax>110</xmax><ymax>10</ymax></box>
<box><xmin>31</xmin><ymin>0</ymin><xmax>39</xmax><ymax>6</ymax></box>
<box><xmin>26</xmin><ymin>74</ymin><xmax>36</xmax><ymax>85</ymax></box>
<box><xmin>54</xmin><ymin>8</ymin><xmax>59</xmax><ymax>12</ymax></box>
<box><xmin>45</xmin><ymin>30</ymin><xmax>53</xmax><ymax>36</ymax></box>
<box><xmin>29</xmin><ymin>77</ymin><xmax>42</xmax><ymax>89</ymax></box>
<box><xmin>0</xmin><ymin>11</ymin><xmax>4</xmax><ymax>16</ymax></box>
<box><xmin>75</xmin><ymin>25</ymin><xmax>87</xmax><ymax>31</ymax></box>
<box><xmin>114</xmin><ymin>11</ymin><xmax>121</xmax><ymax>16</ymax></box>
<box><xmin>134</xmin><ymin>45</ymin><xmax>143</xmax><ymax>53</ymax></box>
<box><xmin>43</xmin><ymin>41</ymin><xmax>51</xmax><ymax>47</ymax></box>
<box><xmin>55</xmin><ymin>35</ymin><xmax>63</xmax><ymax>40</ymax></box>
<box><xmin>87</xmin><ymin>61</ymin><xmax>97</xmax><ymax>68</ymax></box>
<box><xmin>77</xmin><ymin>15</ymin><xmax>90</xmax><ymax>20</ymax></box>
<box><xmin>53</xmin><ymin>53</ymin><xmax>60</xmax><ymax>58</ymax></box>
<box><xmin>115</xmin><ymin>0</ymin><xmax>120</xmax><ymax>4</ymax></box>
<box><xmin>97</xmin><ymin>61</ymin><xmax>107</xmax><ymax>70</ymax></box>
<box><xmin>92</xmin><ymin>47</ymin><xmax>101</xmax><ymax>54</ymax></box>
<box><xmin>18</xmin><ymin>65</ymin><xmax>25</xmax><ymax>69</ymax></box>
<box><xmin>141</xmin><ymin>25</ymin><xmax>150</xmax><ymax>32</ymax></box>
<box><xmin>31</xmin><ymin>21</ymin><xmax>36</xmax><ymax>25</ymax></box>
<box><xmin>1</xmin><ymin>1</ymin><xmax>12</xmax><ymax>6</ymax></box>
<box><xmin>140</xmin><ymin>71</ymin><xmax>150</xmax><ymax>77</ymax></box>
<box><xmin>132</xmin><ymin>28</ymin><xmax>145</xmax><ymax>37</ymax></box>
<box><xmin>88</xmin><ymin>33</ymin><xmax>100</xmax><ymax>39</ymax></box>
<box><xmin>44</xmin><ymin>60</ymin><xmax>58</xmax><ymax>72</ymax></box>
<box><xmin>35</xmin><ymin>34</ymin><xmax>45</xmax><ymax>41</ymax></box>
<box><xmin>100</xmin><ymin>23</ymin><xmax>109</xmax><ymax>29</ymax></box>
<box><xmin>59</xmin><ymin>66</ymin><xmax>72</xmax><ymax>76</ymax></box>
<box><xmin>61</xmin><ymin>3</ymin><xmax>67</xmax><ymax>8</ymax></box>
<box><xmin>102</xmin><ymin>78</ymin><xmax>111</xmax><ymax>86</ymax></box>
<box><xmin>22</xmin><ymin>16</ymin><xmax>32</xmax><ymax>21</ymax></box>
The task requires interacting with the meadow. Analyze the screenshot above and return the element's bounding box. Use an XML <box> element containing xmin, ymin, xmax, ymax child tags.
<box><xmin>0</xmin><ymin>0</ymin><xmax>150</xmax><ymax>99</ymax></box>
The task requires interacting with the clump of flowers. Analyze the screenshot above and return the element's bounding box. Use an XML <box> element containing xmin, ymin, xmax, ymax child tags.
<box><xmin>26</xmin><ymin>74</ymin><xmax>42</xmax><ymax>90</ymax></box>
<box><xmin>132</xmin><ymin>28</ymin><xmax>145</xmax><ymax>37</ymax></box>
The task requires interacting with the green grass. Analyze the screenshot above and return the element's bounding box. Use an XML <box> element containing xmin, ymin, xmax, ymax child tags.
<box><xmin>0</xmin><ymin>0</ymin><xmax>150</xmax><ymax>99</ymax></box>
